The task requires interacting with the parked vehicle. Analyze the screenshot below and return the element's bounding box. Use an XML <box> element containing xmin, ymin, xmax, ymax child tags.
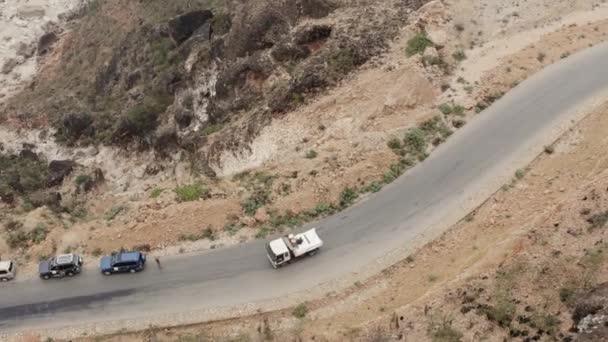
<box><xmin>0</xmin><ymin>260</ymin><xmax>16</xmax><ymax>281</ymax></box>
<box><xmin>39</xmin><ymin>253</ymin><xmax>83</xmax><ymax>280</ymax></box>
<box><xmin>100</xmin><ymin>251</ymin><xmax>146</xmax><ymax>275</ymax></box>
<box><xmin>265</xmin><ymin>228</ymin><xmax>323</xmax><ymax>268</ymax></box>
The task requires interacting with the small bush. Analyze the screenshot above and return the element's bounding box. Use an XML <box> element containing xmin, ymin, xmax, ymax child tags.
<box><xmin>365</xmin><ymin>182</ymin><xmax>382</xmax><ymax>193</ymax></box>
<box><xmin>201</xmin><ymin>123</ymin><xmax>224</xmax><ymax>136</ymax></box>
<box><xmin>406</xmin><ymin>33</ymin><xmax>434</xmax><ymax>56</ymax></box>
<box><xmin>92</xmin><ymin>248</ymin><xmax>103</xmax><ymax>256</ymax></box>
<box><xmin>255</xmin><ymin>226</ymin><xmax>273</xmax><ymax>239</ymax></box>
<box><xmin>427</xmin><ymin>314</ymin><xmax>463</xmax><ymax>342</ymax></box>
<box><xmin>30</xmin><ymin>223</ymin><xmax>48</xmax><ymax>244</ymax></box>
<box><xmin>544</xmin><ymin>145</ymin><xmax>555</xmax><ymax>154</ymax></box>
<box><xmin>537</xmin><ymin>52</ymin><xmax>546</xmax><ymax>62</ymax></box>
<box><xmin>588</xmin><ymin>211</ymin><xmax>608</xmax><ymax>230</ymax></box>
<box><xmin>6</xmin><ymin>230</ymin><xmax>29</xmax><ymax>249</ymax></box>
<box><xmin>223</xmin><ymin>222</ymin><xmax>243</xmax><ymax>236</ymax></box>
<box><xmin>305</xmin><ymin>150</ymin><xmax>318</xmax><ymax>159</ymax></box>
<box><xmin>175</xmin><ymin>183</ymin><xmax>208</xmax><ymax>202</ymax></box>
<box><xmin>242</xmin><ymin>188</ymin><xmax>271</xmax><ymax>215</ymax></box>
<box><xmin>105</xmin><ymin>205</ymin><xmax>126</xmax><ymax>221</ymax></box>
<box><xmin>201</xmin><ymin>227</ymin><xmax>216</xmax><ymax>241</ymax></box>
<box><xmin>293</xmin><ymin>303</ymin><xmax>309</xmax><ymax>318</ymax></box>
<box><xmin>515</xmin><ymin>169</ymin><xmax>525</xmax><ymax>179</ymax></box>
<box><xmin>4</xmin><ymin>219</ymin><xmax>23</xmax><ymax>232</ymax></box>
<box><xmin>75</xmin><ymin>174</ymin><xmax>92</xmax><ymax>186</ymax></box>
<box><xmin>452</xmin><ymin>50</ymin><xmax>467</xmax><ymax>61</ymax></box>
<box><xmin>125</xmin><ymin>105</ymin><xmax>160</xmax><ymax>137</ymax></box>
<box><xmin>329</xmin><ymin>48</ymin><xmax>357</xmax><ymax>75</ymax></box>
<box><xmin>452</xmin><ymin>105</ymin><xmax>465</xmax><ymax>116</ymax></box>
<box><xmin>403</xmin><ymin>128</ymin><xmax>427</xmax><ymax>156</ymax></box>
<box><xmin>387</xmin><ymin>137</ymin><xmax>402</xmax><ymax>150</ymax></box>
<box><xmin>559</xmin><ymin>285</ymin><xmax>576</xmax><ymax>303</ymax></box>
<box><xmin>438</xmin><ymin>103</ymin><xmax>453</xmax><ymax>115</ymax></box>
<box><xmin>150</xmin><ymin>187</ymin><xmax>164</xmax><ymax>198</ymax></box>
<box><xmin>339</xmin><ymin>187</ymin><xmax>358</xmax><ymax>208</ymax></box>
<box><xmin>311</xmin><ymin>202</ymin><xmax>335</xmax><ymax>217</ymax></box>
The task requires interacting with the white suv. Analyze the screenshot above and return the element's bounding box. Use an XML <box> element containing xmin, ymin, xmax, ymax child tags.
<box><xmin>0</xmin><ymin>260</ymin><xmax>16</xmax><ymax>281</ymax></box>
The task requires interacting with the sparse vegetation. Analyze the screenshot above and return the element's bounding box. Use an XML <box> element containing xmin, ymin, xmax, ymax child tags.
<box><xmin>339</xmin><ymin>187</ymin><xmax>358</xmax><ymax>208</ymax></box>
<box><xmin>544</xmin><ymin>145</ymin><xmax>555</xmax><ymax>154</ymax></box>
<box><xmin>75</xmin><ymin>174</ymin><xmax>92</xmax><ymax>186</ymax></box>
<box><xmin>452</xmin><ymin>50</ymin><xmax>466</xmax><ymax>61</ymax></box>
<box><xmin>105</xmin><ymin>205</ymin><xmax>126</xmax><ymax>221</ymax></box>
<box><xmin>438</xmin><ymin>103</ymin><xmax>453</xmax><ymax>115</ymax></box>
<box><xmin>201</xmin><ymin>123</ymin><xmax>224</xmax><ymax>136</ymax></box>
<box><xmin>515</xmin><ymin>169</ymin><xmax>525</xmax><ymax>179</ymax></box>
<box><xmin>293</xmin><ymin>303</ymin><xmax>309</xmax><ymax>318</ymax></box>
<box><xmin>305</xmin><ymin>150</ymin><xmax>318</xmax><ymax>159</ymax></box>
<box><xmin>242</xmin><ymin>188</ymin><xmax>271</xmax><ymax>215</ymax></box>
<box><xmin>175</xmin><ymin>183</ymin><xmax>208</xmax><ymax>202</ymax></box>
<box><xmin>427</xmin><ymin>314</ymin><xmax>463</xmax><ymax>342</ymax></box>
<box><xmin>406</xmin><ymin>33</ymin><xmax>434</xmax><ymax>56</ymax></box>
<box><xmin>150</xmin><ymin>187</ymin><xmax>164</xmax><ymax>198</ymax></box>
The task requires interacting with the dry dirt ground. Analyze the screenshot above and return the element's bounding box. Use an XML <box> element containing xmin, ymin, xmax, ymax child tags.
<box><xmin>79</xmin><ymin>45</ymin><xmax>608</xmax><ymax>342</ymax></box>
<box><xmin>13</xmin><ymin>0</ymin><xmax>603</xmax><ymax>341</ymax></box>
<box><xmin>4</xmin><ymin>0</ymin><xmax>608</xmax><ymax>282</ymax></box>
<box><xmin>1</xmin><ymin>0</ymin><xmax>608</xmax><ymax>331</ymax></box>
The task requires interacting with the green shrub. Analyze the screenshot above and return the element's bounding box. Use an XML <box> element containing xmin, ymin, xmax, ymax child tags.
<box><xmin>201</xmin><ymin>123</ymin><xmax>224</xmax><ymax>136</ymax></box>
<box><xmin>305</xmin><ymin>150</ymin><xmax>318</xmax><ymax>159</ymax></box>
<box><xmin>452</xmin><ymin>50</ymin><xmax>467</xmax><ymax>61</ymax></box>
<box><xmin>150</xmin><ymin>38</ymin><xmax>173</xmax><ymax>67</ymax></box>
<box><xmin>242</xmin><ymin>188</ymin><xmax>271</xmax><ymax>215</ymax></box>
<box><xmin>403</xmin><ymin>128</ymin><xmax>427</xmax><ymax>155</ymax></box>
<box><xmin>311</xmin><ymin>202</ymin><xmax>335</xmax><ymax>217</ymax></box>
<box><xmin>438</xmin><ymin>103</ymin><xmax>453</xmax><ymax>115</ymax></box>
<box><xmin>387</xmin><ymin>137</ymin><xmax>402</xmax><ymax>150</ymax></box>
<box><xmin>150</xmin><ymin>187</ymin><xmax>164</xmax><ymax>198</ymax></box>
<box><xmin>515</xmin><ymin>169</ymin><xmax>525</xmax><ymax>179</ymax></box>
<box><xmin>427</xmin><ymin>314</ymin><xmax>463</xmax><ymax>342</ymax></box>
<box><xmin>105</xmin><ymin>205</ymin><xmax>126</xmax><ymax>221</ymax></box>
<box><xmin>559</xmin><ymin>284</ymin><xmax>576</xmax><ymax>303</ymax></box>
<box><xmin>30</xmin><ymin>223</ymin><xmax>48</xmax><ymax>243</ymax></box>
<box><xmin>223</xmin><ymin>222</ymin><xmax>243</xmax><ymax>236</ymax></box>
<box><xmin>329</xmin><ymin>48</ymin><xmax>357</xmax><ymax>75</ymax></box>
<box><xmin>406</xmin><ymin>33</ymin><xmax>433</xmax><ymax>56</ymax></box>
<box><xmin>75</xmin><ymin>174</ymin><xmax>92</xmax><ymax>186</ymax></box>
<box><xmin>588</xmin><ymin>211</ymin><xmax>608</xmax><ymax>230</ymax></box>
<box><xmin>175</xmin><ymin>183</ymin><xmax>208</xmax><ymax>202</ymax></box>
<box><xmin>365</xmin><ymin>181</ymin><xmax>382</xmax><ymax>193</ymax></box>
<box><xmin>255</xmin><ymin>226</ymin><xmax>273</xmax><ymax>239</ymax></box>
<box><xmin>292</xmin><ymin>303</ymin><xmax>309</xmax><ymax>318</ymax></box>
<box><xmin>201</xmin><ymin>227</ymin><xmax>216</xmax><ymax>241</ymax></box>
<box><xmin>452</xmin><ymin>105</ymin><xmax>465</xmax><ymax>116</ymax></box>
<box><xmin>125</xmin><ymin>105</ymin><xmax>160</xmax><ymax>136</ymax></box>
<box><xmin>6</xmin><ymin>230</ymin><xmax>29</xmax><ymax>249</ymax></box>
<box><xmin>339</xmin><ymin>187</ymin><xmax>358</xmax><ymax>208</ymax></box>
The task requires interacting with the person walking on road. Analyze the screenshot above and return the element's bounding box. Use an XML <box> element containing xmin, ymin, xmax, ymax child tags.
<box><xmin>154</xmin><ymin>256</ymin><xmax>162</xmax><ymax>269</ymax></box>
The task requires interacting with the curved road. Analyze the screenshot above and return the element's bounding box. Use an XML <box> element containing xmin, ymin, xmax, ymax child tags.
<box><xmin>3</xmin><ymin>42</ymin><xmax>608</xmax><ymax>335</ymax></box>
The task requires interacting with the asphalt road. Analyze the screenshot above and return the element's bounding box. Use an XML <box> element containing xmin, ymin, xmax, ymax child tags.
<box><xmin>3</xmin><ymin>42</ymin><xmax>608</xmax><ymax>334</ymax></box>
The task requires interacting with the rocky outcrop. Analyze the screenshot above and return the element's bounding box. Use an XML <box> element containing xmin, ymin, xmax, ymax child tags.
<box><xmin>168</xmin><ymin>10</ymin><xmax>213</xmax><ymax>44</ymax></box>
<box><xmin>47</xmin><ymin>160</ymin><xmax>75</xmax><ymax>186</ymax></box>
<box><xmin>37</xmin><ymin>31</ymin><xmax>59</xmax><ymax>55</ymax></box>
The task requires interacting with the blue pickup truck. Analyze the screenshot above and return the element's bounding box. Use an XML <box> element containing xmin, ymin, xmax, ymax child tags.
<box><xmin>100</xmin><ymin>251</ymin><xmax>146</xmax><ymax>275</ymax></box>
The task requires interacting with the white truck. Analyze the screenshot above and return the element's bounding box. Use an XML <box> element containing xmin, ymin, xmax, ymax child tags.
<box><xmin>0</xmin><ymin>260</ymin><xmax>16</xmax><ymax>281</ymax></box>
<box><xmin>265</xmin><ymin>228</ymin><xmax>323</xmax><ymax>268</ymax></box>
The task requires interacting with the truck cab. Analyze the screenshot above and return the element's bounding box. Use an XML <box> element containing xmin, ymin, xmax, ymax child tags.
<box><xmin>266</xmin><ymin>228</ymin><xmax>323</xmax><ymax>268</ymax></box>
<box><xmin>0</xmin><ymin>260</ymin><xmax>16</xmax><ymax>281</ymax></box>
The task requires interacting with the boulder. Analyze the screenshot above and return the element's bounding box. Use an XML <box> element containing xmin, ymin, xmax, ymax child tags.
<box><xmin>168</xmin><ymin>10</ymin><xmax>214</xmax><ymax>44</ymax></box>
<box><xmin>37</xmin><ymin>31</ymin><xmax>58</xmax><ymax>55</ymax></box>
<box><xmin>47</xmin><ymin>160</ymin><xmax>75</xmax><ymax>186</ymax></box>
<box><xmin>254</xmin><ymin>208</ymin><xmax>270</xmax><ymax>223</ymax></box>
